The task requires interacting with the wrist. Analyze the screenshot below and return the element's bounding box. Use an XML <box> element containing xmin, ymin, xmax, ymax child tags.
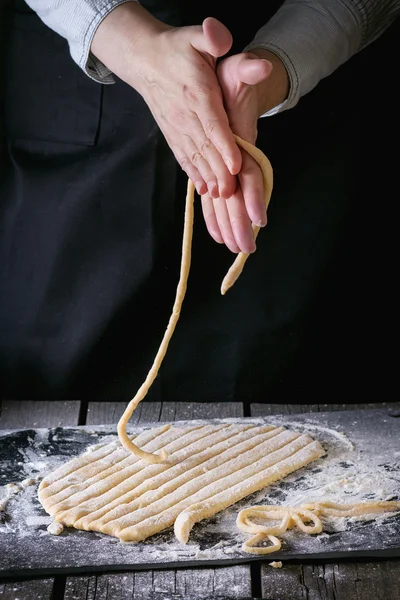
<box><xmin>91</xmin><ymin>2</ymin><xmax>169</xmax><ymax>92</ymax></box>
<box><xmin>247</xmin><ymin>49</ymin><xmax>290</xmax><ymax>116</ymax></box>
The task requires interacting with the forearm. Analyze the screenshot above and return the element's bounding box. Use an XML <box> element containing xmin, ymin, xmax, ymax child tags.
<box><xmin>244</xmin><ymin>0</ymin><xmax>400</xmax><ymax>112</ymax></box>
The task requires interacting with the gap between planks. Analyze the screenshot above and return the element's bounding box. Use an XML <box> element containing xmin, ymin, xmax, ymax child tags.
<box><xmin>259</xmin><ymin>560</ymin><xmax>400</xmax><ymax>600</ymax></box>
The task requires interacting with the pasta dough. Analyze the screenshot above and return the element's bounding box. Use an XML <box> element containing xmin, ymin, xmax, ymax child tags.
<box><xmin>117</xmin><ymin>137</ymin><xmax>273</xmax><ymax>464</ymax></box>
<box><xmin>37</xmin><ymin>140</ymin><xmax>325</xmax><ymax>547</ymax></box>
<box><xmin>237</xmin><ymin>500</ymin><xmax>400</xmax><ymax>554</ymax></box>
<box><xmin>38</xmin><ymin>422</ymin><xmax>325</xmax><ymax>543</ymax></box>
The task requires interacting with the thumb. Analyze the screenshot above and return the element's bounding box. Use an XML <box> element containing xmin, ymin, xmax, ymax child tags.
<box><xmin>236</xmin><ymin>53</ymin><xmax>273</xmax><ymax>85</ymax></box>
<box><xmin>191</xmin><ymin>17</ymin><xmax>232</xmax><ymax>59</ymax></box>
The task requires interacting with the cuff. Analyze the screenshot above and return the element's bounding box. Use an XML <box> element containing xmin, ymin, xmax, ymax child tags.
<box><xmin>78</xmin><ymin>0</ymin><xmax>139</xmax><ymax>84</ymax></box>
<box><xmin>261</xmin><ymin>99</ymin><xmax>288</xmax><ymax>118</ymax></box>
<box><xmin>243</xmin><ymin>0</ymin><xmax>361</xmax><ymax>113</ymax></box>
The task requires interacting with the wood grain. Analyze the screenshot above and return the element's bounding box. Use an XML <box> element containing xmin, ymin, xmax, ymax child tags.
<box><xmin>251</xmin><ymin>402</ymin><xmax>400</xmax><ymax>416</ymax></box>
<box><xmin>260</xmin><ymin>561</ymin><xmax>400</xmax><ymax>600</ymax></box>
<box><xmin>64</xmin><ymin>566</ymin><xmax>252</xmax><ymax>599</ymax></box>
<box><xmin>0</xmin><ymin>400</ymin><xmax>82</xmax><ymax>597</ymax></box>
<box><xmin>66</xmin><ymin>401</ymin><xmax>251</xmax><ymax>599</ymax></box>
<box><xmin>0</xmin><ymin>578</ymin><xmax>54</xmax><ymax>600</ymax></box>
<box><xmin>252</xmin><ymin>402</ymin><xmax>400</xmax><ymax>600</ymax></box>
<box><xmin>1</xmin><ymin>400</ymin><xmax>399</xmax><ymax>599</ymax></box>
<box><xmin>0</xmin><ymin>400</ymin><xmax>81</xmax><ymax>429</ymax></box>
<box><xmin>86</xmin><ymin>401</ymin><xmax>244</xmax><ymax>425</ymax></box>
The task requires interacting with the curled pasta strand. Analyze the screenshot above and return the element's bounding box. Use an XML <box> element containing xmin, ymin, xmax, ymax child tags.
<box><xmin>242</xmin><ymin>534</ymin><xmax>281</xmax><ymax>555</ymax></box>
<box><xmin>288</xmin><ymin>508</ymin><xmax>322</xmax><ymax>534</ymax></box>
<box><xmin>238</xmin><ymin>500</ymin><xmax>400</xmax><ymax>555</ymax></box>
<box><xmin>237</xmin><ymin>507</ymin><xmax>292</xmax><ymax>536</ymax></box>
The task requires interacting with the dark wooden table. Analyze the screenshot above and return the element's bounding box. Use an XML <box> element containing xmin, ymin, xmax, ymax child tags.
<box><xmin>1</xmin><ymin>399</ymin><xmax>399</xmax><ymax>600</ymax></box>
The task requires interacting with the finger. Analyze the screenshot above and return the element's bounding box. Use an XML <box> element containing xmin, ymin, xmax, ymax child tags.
<box><xmin>191</xmin><ymin>131</ymin><xmax>238</xmax><ymax>199</ymax></box>
<box><xmin>169</xmin><ymin>142</ymin><xmax>208</xmax><ymax>196</ymax></box>
<box><xmin>226</xmin><ymin>187</ymin><xmax>256</xmax><ymax>254</ymax></box>
<box><xmin>239</xmin><ymin>150</ymin><xmax>267</xmax><ymax>227</ymax></box>
<box><xmin>213</xmin><ymin>195</ymin><xmax>241</xmax><ymax>254</ymax></box>
<box><xmin>190</xmin><ymin>93</ymin><xmax>242</xmax><ymax>182</ymax></box>
<box><xmin>197</xmin><ymin>94</ymin><xmax>242</xmax><ymax>178</ymax></box>
<box><xmin>201</xmin><ymin>192</ymin><xmax>224</xmax><ymax>245</ymax></box>
<box><xmin>237</xmin><ymin>54</ymin><xmax>273</xmax><ymax>85</ymax></box>
<box><xmin>179</xmin><ymin>136</ymin><xmax>219</xmax><ymax>197</ymax></box>
<box><xmin>197</xmin><ymin>17</ymin><xmax>233</xmax><ymax>59</ymax></box>
<box><xmin>189</xmin><ymin>21</ymin><xmax>243</xmax><ymax>177</ymax></box>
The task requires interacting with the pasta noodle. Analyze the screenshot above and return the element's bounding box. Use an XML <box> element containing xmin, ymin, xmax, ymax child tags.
<box><xmin>117</xmin><ymin>137</ymin><xmax>273</xmax><ymax>463</ymax></box>
<box><xmin>38</xmin><ymin>423</ymin><xmax>325</xmax><ymax>542</ymax></box>
<box><xmin>237</xmin><ymin>500</ymin><xmax>400</xmax><ymax>555</ymax></box>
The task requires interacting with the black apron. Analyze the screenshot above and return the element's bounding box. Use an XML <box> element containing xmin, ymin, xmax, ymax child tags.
<box><xmin>0</xmin><ymin>0</ymin><xmax>397</xmax><ymax>401</ymax></box>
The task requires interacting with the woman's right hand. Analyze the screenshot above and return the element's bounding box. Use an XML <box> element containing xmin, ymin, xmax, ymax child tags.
<box><xmin>91</xmin><ymin>3</ymin><xmax>242</xmax><ymax>200</ymax></box>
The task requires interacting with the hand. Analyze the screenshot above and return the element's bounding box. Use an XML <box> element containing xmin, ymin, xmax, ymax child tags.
<box><xmin>91</xmin><ymin>4</ymin><xmax>242</xmax><ymax>200</ymax></box>
<box><xmin>201</xmin><ymin>49</ymin><xmax>289</xmax><ymax>253</ymax></box>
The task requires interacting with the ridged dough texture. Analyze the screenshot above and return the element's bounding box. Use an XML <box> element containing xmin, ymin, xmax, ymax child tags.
<box><xmin>38</xmin><ymin>423</ymin><xmax>325</xmax><ymax>544</ymax></box>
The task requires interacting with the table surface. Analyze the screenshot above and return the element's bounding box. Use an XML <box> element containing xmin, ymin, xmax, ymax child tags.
<box><xmin>0</xmin><ymin>399</ymin><xmax>399</xmax><ymax>600</ymax></box>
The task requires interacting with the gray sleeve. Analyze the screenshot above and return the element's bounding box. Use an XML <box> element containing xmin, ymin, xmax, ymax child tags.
<box><xmin>244</xmin><ymin>0</ymin><xmax>400</xmax><ymax>112</ymax></box>
<box><xmin>25</xmin><ymin>0</ymin><xmax>139</xmax><ymax>84</ymax></box>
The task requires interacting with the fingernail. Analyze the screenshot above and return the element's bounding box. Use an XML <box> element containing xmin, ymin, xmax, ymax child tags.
<box><xmin>262</xmin><ymin>59</ymin><xmax>273</xmax><ymax>72</ymax></box>
<box><xmin>209</xmin><ymin>185</ymin><xmax>219</xmax><ymax>199</ymax></box>
<box><xmin>227</xmin><ymin>161</ymin><xmax>237</xmax><ymax>176</ymax></box>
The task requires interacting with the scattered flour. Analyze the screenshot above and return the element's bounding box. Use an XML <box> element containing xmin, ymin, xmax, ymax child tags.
<box><xmin>0</xmin><ymin>412</ymin><xmax>399</xmax><ymax>570</ymax></box>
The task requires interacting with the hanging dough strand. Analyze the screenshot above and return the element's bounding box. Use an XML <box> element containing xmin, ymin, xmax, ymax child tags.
<box><xmin>220</xmin><ymin>136</ymin><xmax>273</xmax><ymax>295</ymax></box>
<box><xmin>118</xmin><ymin>137</ymin><xmax>273</xmax><ymax>463</ymax></box>
<box><xmin>117</xmin><ymin>179</ymin><xmax>196</xmax><ymax>464</ymax></box>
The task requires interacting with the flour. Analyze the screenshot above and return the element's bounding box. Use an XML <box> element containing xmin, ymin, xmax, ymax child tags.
<box><xmin>0</xmin><ymin>410</ymin><xmax>399</xmax><ymax>572</ymax></box>
<box><xmin>0</xmin><ymin>476</ymin><xmax>41</xmax><ymax>513</ymax></box>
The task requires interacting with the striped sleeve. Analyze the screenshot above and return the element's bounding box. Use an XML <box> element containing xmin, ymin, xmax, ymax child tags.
<box><xmin>355</xmin><ymin>0</ymin><xmax>400</xmax><ymax>47</ymax></box>
<box><xmin>243</xmin><ymin>0</ymin><xmax>400</xmax><ymax>113</ymax></box>
<box><xmin>25</xmin><ymin>0</ymin><xmax>139</xmax><ymax>84</ymax></box>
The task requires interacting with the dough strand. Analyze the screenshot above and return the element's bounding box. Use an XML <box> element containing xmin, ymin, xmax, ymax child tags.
<box><xmin>117</xmin><ymin>137</ymin><xmax>274</xmax><ymax>464</ymax></box>
<box><xmin>117</xmin><ymin>179</ymin><xmax>196</xmax><ymax>464</ymax></box>
<box><xmin>172</xmin><ymin>439</ymin><xmax>323</xmax><ymax>545</ymax></box>
<box><xmin>107</xmin><ymin>432</ymin><xmax>316</xmax><ymax>539</ymax></box>
<box><xmin>237</xmin><ymin>500</ymin><xmax>400</xmax><ymax>555</ymax></box>
<box><xmin>38</xmin><ymin>423</ymin><xmax>326</xmax><ymax>543</ymax></box>
<box><xmin>220</xmin><ymin>136</ymin><xmax>273</xmax><ymax>295</ymax></box>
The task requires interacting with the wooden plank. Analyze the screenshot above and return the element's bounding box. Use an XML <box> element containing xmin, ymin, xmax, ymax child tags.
<box><xmin>86</xmin><ymin>401</ymin><xmax>162</xmax><ymax>425</ymax></box>
<box><xmin>64</xmin><ymin>566</ymin><xmax>252</xmax><ymax>599</ymax></box>
<box><xmin>261</xmin><ymin>561</ymin><xmax>400</xmax><ymax>600</ymax></box>
<box><xmin>171</xmin><ymin>565</ymin><xmax>251</xmax><ymax>597</ymax></box>
<box><xmin>0</xmin><ymin>400</ymin><xmax>81</xmax><ymax>429</ymax></box>
<box><xmin>160</xmin><ymin>402</ymin><xmax>244</xmax><ymax>422</ymax></box>
<box><xmin>328</xmin><ymin>562</ymin><xmax>400</xmax><ymax>600</ymax></box>
<box><xmin>0</xmin><ymin>578</ymin><xmax>54</xmax><ymax>600</ymax></box>
<box><xmin>251</xmin><ymin>401</ymin><xmax>400</xmax><ymax>417</ymax></box>
<box><xmin>0</xmin><ymin>400</ymin><xmax>82</xmax><ymax>597</ymax></box>
<box><xmin>254</xmin><ymin>402</ymin><xmax>400</xmax><ymax>599</ymax></box>
<box><xmin>66</xmin><ymin>402</ymin><xmax>251</xmax><ymax>599</ymax></box>
<box><xmin>86</xmin><ymin>401</ymin><xmax>244</xmax><ymax>425</ymax></box>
